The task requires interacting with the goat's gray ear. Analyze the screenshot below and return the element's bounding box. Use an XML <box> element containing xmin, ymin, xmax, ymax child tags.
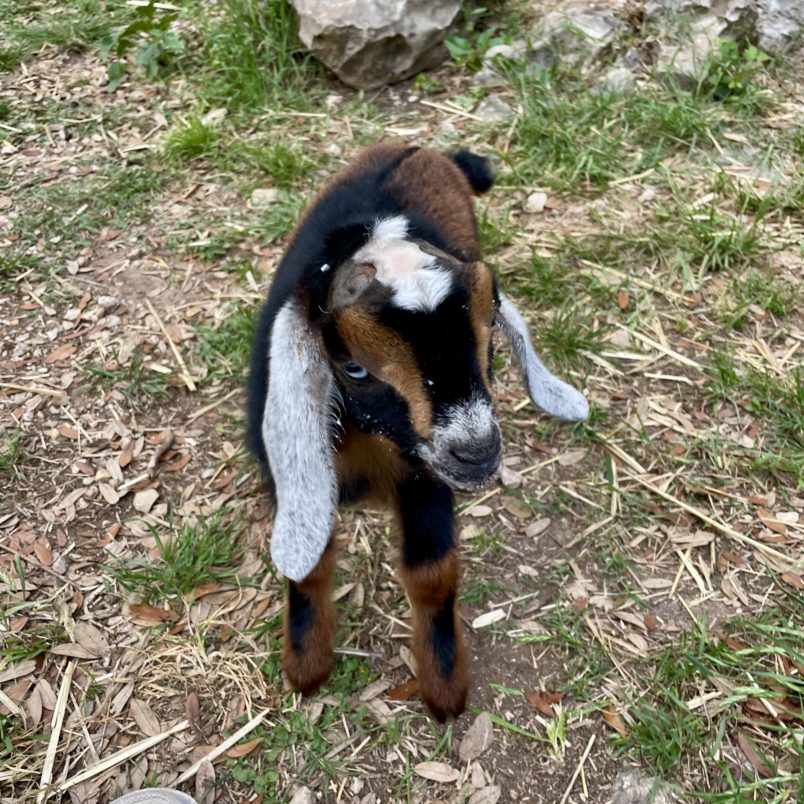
<box><xmin>262</xmin><ymin>297</ymin><xmax>338</xmax><ymax>582</ymax></box>
<box><xmin>495</xmin><ymin>293</ymin><xmax>589</xmax><ymax>421</ymax></box>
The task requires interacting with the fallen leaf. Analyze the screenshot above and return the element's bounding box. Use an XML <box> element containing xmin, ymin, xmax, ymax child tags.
<box><xmin>128</xmin><ymin>604</ymin><xmax>180</xmax><ymax>625</ymax></box>
<box><xmin>736</xmin><ymin>732</ymin><xmax>774</xmax><ymax>778</ymax></box>
<box><xmin>45</xmin><ymin>344</ymin><xmax>76</xmax><ymax>364</ymax></box>
<box><xmin>225</xmin><ymin>737</ymin><xmax>262</xmax><ymax>758</ymax></box>
<box><xmin>757</xmin><ymin>509</ymin><xmax>787</xmax><ymax>535</ymax></box>
<box><xmin>130</xmin><ymin>698</ymin><xmax>161</xmax><ymax>737</ymax></box>
<box><xmin>780</xmin><ymin>572</ymin><xmax>804</xmax><ymax>591</ymax></box>
<box><xmin>601</xmin><ymin>707</ymin><xmax>628</xmax><ymax>737</ymax></box>
<box><xmin>467</xmin><ymin>505</ymin><xmax>493</xmax><ymax>518</ymax></box>
<box><xmin>616</xmin><ymin>289</ymin><xmax>629</xmax><ymax>310</ymax></box>
<box><xmin>469</xmin><ymin>786</ymin><xmax>502</xmax><ymax>804</ymax></box>
<box><xmin>387</xmin><ymin>678</ymin><xmax>419</xmax><ymax>701</ymax></box>
<box><xmin>414</xmin><ymin>761</ymin><xmax>460</xmax><ymax>783</ymax></box>
<box><xmin>49</xmin><ymin>643</ymin><xmax>97</xmax><ymax>659</ymax></box>
<box><xmin>33</xmin><ymin>539</ymin><xmax>53</xmax><ymax>567</ymax></box>
<box><xmin>359</xmin><ymin>679</ymin><xmax>392</xmax><ymax>702</ymax></box>
<box><xmin>525</xmin><ymin>690</ymin><xmax>563</xmax><ymax>717</ymax></box>
<box><xmin>186</xmin><ymin>691</ymin><xmax>201</xmax><ymax>728</ymax></box>
<box><xmin>458</xmin><ymin>711</ymin><xmax>494</xmax><ymax>761</ymax></box>
<box><xmin>73</xmin><ymin>622</ymin><xmax>110</xmax><ymax>657</ymax></box>
<box><xmin>525</xmin><ymin>517</ymin><xmax>551</xmax><ymax>538</ymax></box>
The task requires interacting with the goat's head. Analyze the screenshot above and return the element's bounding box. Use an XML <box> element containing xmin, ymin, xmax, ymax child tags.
<box><xmin>263</xmin><ymin>213</ymin><xmax>588</xmax><ymax>581</ymax></box>
<box><xmin>324</xmin><ymin>215</ymin><xmax>501</xmax><ymax>491</ymax></box>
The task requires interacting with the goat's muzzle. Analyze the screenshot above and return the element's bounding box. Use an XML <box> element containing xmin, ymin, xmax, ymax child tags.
<box><xmin>418</xmin><ymin>399</ymin><xmax>502</xmax><ymax>491</ymax></box>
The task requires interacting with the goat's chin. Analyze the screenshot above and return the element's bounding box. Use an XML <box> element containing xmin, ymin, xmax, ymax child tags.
<box><xmin>427</xmin><ymin>462</ymin><xmax>500</xmax><ymax>492</ymax></box>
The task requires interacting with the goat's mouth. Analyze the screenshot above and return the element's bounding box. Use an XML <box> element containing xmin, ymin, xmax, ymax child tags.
<box><xmin>419</xmin><ymin>445</ymin><xmax>502</xmax><ymax>492</ymax></box>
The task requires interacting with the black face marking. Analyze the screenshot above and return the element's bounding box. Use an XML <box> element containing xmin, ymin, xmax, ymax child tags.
<box><xmin>336</xmin><ymin>378</ymin><xmax>421</xmax><ymax>456</ymax></box>
<box><xmin>398</xmin><ymin>471</ymin><xmax>454</xmax><ymax>566</ymax></box>
<box><xmin>288</xmin><ymin>582</ymin><xmax>314</xmax><ymax>655</ymax></box>
<box><xmin>378</xmin><ymin>286</ymin><xmax>490</xmax><ymax>420</ymax></box>
<box><xmin>431</xmin><ymin>592</ymin><xmax>457</xmax><ymax>679</ymax></box>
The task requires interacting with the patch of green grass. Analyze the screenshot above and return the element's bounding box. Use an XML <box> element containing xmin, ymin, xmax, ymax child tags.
<box><xmin>163</xmin><ymin>116</ymin><xmax>219</xmax><ymax>162</ymax></box>
<box><xmin>445</xmin><ymin>2</ymin><xmax>510</xmax><ymax>72</ymax></box>
<box><xmin>718</xmin><ymin>269</ymin><xmax>800</xmax><ymax>329</ymax></box>
<box><xmin>0</xmin><ymin>0</ymin><xmax>129</xmax><ymax>68</ymax></box>
<box><xmin>477</xmin><ymin>203</ymin><xmax>515</xmax><ymax>252</ymax></box>
<box><xmin>112</xmin><ymin>511</ymin><xmax>245</xmax><ymax>607</ymax></box>
<box><xmin>537</xmin><ymin>303</ymin><xmax>605</xmax><ymax>371</ymax></box>
<box><xmin>228</xmin><ymin>655</ymin><xmax>375</xmax><ymax>794</ymax></box>
<box><xmin>707</xmin><ymin>352</ymin><xmax>803</xmax><ymax>485</ymax></box>
<box><xmin>12</xmin><ymin>163</ymin><xmax>167</xmax><ymax>262</ymax></box>
<box><xmin>238</xmin><ymin>141</ymin><xmax>316</xmax><ymax>189</ymax></box>
<box><xmin>194</xmin><ymin>300</ymin><xmax>256</xmax><ymax>381</ymax></box>
<box><xmin>506</xmin><ymin>67</ymin><xmax>749</xmax><ymax>193</ymax></box>
<box><xmin>81</xmin><ymin>353</ymin><xmax>172</xmax><ymax>405</ymax></box>
<box><xmin>618</xmin><ymin>610</ymin><xmax>803</xmax><ymax>797</ymax></box>
<box><xmin>693</xmin><ymin>40</ymin><xmax>773</xmax><ymax>115</ymax></box>
<box><xmin>197</xmin><ymin>0</ymin><xmax>320</xmax><ymax>114</ymax></box>
<box><xmin>0</xmin><ymin>429</ymin><xmax>25</xmax><ymax>476</ymax></box>
<box><xmin>248</xmin><ymin>190</ymin><xmax>307</xmax><ymax>243</ymax></box>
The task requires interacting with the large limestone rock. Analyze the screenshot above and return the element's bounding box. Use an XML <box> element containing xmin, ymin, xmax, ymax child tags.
<box><xmin>289</xmin><ymin>0</ymin><xmax>462</xmax><ymax>90</ymax></box>
<box><xmin>646</xmin><ymin>0</ymin><xmax>803</xmax><ymax>54</ymax></box>
<box><xmin>530</xmin><ymin>1</ymin><xmax>629</xmax><ymax>68</ymax></box>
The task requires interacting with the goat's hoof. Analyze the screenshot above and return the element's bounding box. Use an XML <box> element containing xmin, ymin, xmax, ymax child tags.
<box><xmin>419</xmin><ymin>677</ymin><xmax>468</xmax><ymax>722</ymax></box>
<box><xmin>282</xmin><ymin>647</ymin><xmax>334</xmax><ymax>696</ymax></box>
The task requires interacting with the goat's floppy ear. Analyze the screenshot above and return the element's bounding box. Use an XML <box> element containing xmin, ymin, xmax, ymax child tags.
<box><xmin>495</xmin><ymin>292</ymin><xmax>589</xmax><ymax>421</ymax></box>
<box><xmin>262</xmin><ymin>297</ymin><xmax>338</xmax><ymax>582</ymax></box>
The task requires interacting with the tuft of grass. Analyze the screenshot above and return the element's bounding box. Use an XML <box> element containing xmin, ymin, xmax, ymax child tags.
<box><xmin>718</xmin><ymin>269</ymin><xmax>800</xmax><ymax>329</ymax></box>
<box><xmin>0</xmin><ymin>429</ymin><xmax>25</xmax><ymax>476</ymax></box>
<box><xmin>617</xmin><ymin>610</ymin><xmax>803</xmax><ymax>797</ymax></box>
<box><xmin>194</xmin><ymin>300</ymin><xmax>256</xmax><ymax>381</ymax></box>
<box><xmin>81</xmin><ymin>353</ymin><xmax>172</xmax><ymax>405</ymax></box>
<box><xmin>228</xmin><ymin>655</ymin><xmax>376</xmax><ymax>793</ymax></box>
<box><xmin>198</xmin><ymin>0</ymin><xmax>319</xmax><ymax>114</ymax></box>
<box><xmin>538</xmin><ymin>303</ymin><xmax>604</xmax><ymax>371</ymax></box>
<box><xmin>112</xmin><ymin>511</ymin><xmax>245</xmax><ymax>607</ymax></box>
<box><xmin>163</xmin><ymin>117</ymin><xmax>219</xmax><ymax>162</ymax></box>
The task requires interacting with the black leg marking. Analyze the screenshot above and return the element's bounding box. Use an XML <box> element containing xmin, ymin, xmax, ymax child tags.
<box><xmin>288</xmin><ymin>582</ymin><xmax>313</xmax><ymax>655</ymax></box>
<box><xmin>430</xmin><ymin>592</ymin><xmax>457</xmax><ymax>678</ymax></box>
<box><xmin>398</xmin><ymin>471</ymin><xmax>455</xmax><ymax>567</ymax></box>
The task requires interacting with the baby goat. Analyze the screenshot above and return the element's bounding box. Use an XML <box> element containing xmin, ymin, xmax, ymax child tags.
<box><xmin>247</xmin><ymin>144</ymin><xmax>588</xmax><ymax>721</ymax></box>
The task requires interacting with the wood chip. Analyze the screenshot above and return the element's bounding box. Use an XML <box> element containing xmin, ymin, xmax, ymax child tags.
<box><xmin>471</xmin><ymin>609</ymin><xmax>505</xmax><ymax>629</ymax></box>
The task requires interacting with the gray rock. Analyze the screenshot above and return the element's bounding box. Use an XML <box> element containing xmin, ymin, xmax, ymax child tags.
<box><xmin>612</xmin><ymin>768</ymin><xmax>678</xmax><ymax>804</ymax></box>
<box><xmin>289</xmin><ymin>0</ymin><xmax>461</xmax><ymax>89</ymax></box>
<box><xmin>596</xmin><ymin>65</ymin><xmax>637</xmax><ymax>92</ymax></box>
<box><xmin>250</xmin><ymin>188</ymin><xmax>279</xmax><ymax>208</ymax></box>
<box><xmin>532</xmin><ymin>1</ymin><xmax>628</xmax><ymax>68</ymax></box>
<box><xmin>474</xmin><ymin>94</ymin><xmax>513</xmax><ymax>122</ymax></box>
<box><xmin>757</xmin><ymin>0</ymin><xmax>804</xmax><ymax>51</ymax></box>
<box><xmin>525</xmin><ymin>192</ymin><xmax>548</xmax><ymax>213</ymax></box>
<box><xmin>645</xmin><ymin>0</ymin><xmax>801</xmax><ymax>57</ymax></box>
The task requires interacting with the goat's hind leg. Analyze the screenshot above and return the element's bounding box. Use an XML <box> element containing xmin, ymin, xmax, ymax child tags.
<box><xmin>397</xmin><ymin>473</ymin><xmax>468</xmax><ymax>721</ymax></box>
<box><xmin>282</xmin><ymin>542</ymin><xmax>337</xmax><ymax>695</ymax></box>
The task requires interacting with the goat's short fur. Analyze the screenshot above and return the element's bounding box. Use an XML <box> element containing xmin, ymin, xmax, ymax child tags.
<box><xmin>247</xmin><ymin>144</ymin><xmax>588</xmax><ymax>720</ymax></box>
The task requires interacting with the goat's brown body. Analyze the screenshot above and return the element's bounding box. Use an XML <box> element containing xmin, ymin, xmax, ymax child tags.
<box><xmin>249</xmin><ymin>143</ymin><xmax>587</xmax><ymax>720</ymax></box>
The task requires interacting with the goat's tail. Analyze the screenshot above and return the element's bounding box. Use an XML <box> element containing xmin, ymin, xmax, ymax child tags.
<box><xmin>450</xmin><ymin>150</ymin><xmax>496</xmax><ymax>195</ymax></box>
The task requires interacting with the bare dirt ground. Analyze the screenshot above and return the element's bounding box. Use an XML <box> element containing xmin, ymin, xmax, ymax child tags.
<box><xmin>1</xmin><ymin>3</ymin><xmax>803</xmax><ymax>804</ymax></box>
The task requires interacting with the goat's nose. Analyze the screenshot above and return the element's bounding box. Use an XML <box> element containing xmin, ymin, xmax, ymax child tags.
<box><xmin>448</xmin><ymin>429</ymin><xmax>501</xmax><ymax>468</ymax></box>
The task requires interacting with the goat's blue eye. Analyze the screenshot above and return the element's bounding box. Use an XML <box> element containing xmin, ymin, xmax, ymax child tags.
<box><xmin>343</xmin><ymin>362</ymin><xmax>368</xmax><ymax>379</ymax></box>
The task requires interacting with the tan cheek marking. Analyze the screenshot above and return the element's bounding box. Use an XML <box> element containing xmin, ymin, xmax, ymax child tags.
<box><xmin>336</xmin><ymin>308</ymin><xmax>433</xmax><ymax>438</ymax></box>
<box><xmin>469</xmin><ymin>262</ymin><xmax>494</xmax><ymax>394</ymax></box>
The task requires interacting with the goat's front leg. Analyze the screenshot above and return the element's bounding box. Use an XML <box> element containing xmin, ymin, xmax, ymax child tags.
<box><xmin>282</xmin><ymin>541</ymin><xmax>336</xmax><ymax>695</ymax></box>
<box><xmin>397</xmin><ymin>472</ymin><xmax>468</xmax><ymax>721</ymax></box>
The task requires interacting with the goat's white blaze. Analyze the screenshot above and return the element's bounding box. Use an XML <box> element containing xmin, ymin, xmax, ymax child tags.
<box><xmin>353</xmin><ymin>215</ymin><xmax>454</xmax><ymax>312</ymax></box>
